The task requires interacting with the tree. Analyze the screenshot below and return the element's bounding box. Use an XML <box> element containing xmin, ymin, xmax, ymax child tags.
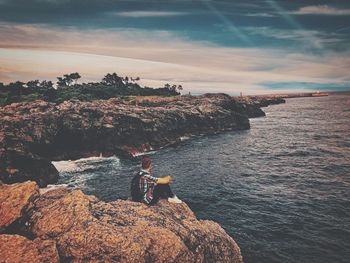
<box><xmin>8</xmin><ymin>81</ymin><xmax>25</xmax><ymax>94</ymax></box>
<box><xmin>26</xmin><ymin>80</ymin><xmax>40</xmax><ymax>90</ymax></box>
<box><xmin>40</xmin><ymin>80</ymin><xmax>54</xmax><ymax>89</ymax></box>
<box><xmin>6</xmin><ymin>81</ymin><xmax>25</xmax><ymax>103</ymax></box>
<box><xmin>57</xmin><ymin>72</ymin><xmax>81</xmax><ymax>88</ymax></box>
<box><xmin>124</xmin><ymin>76</ymin><xmax>129</xmax><ymax>84</ymax></box>
<box><xmin>57</xmin><ymin>77</ymin><xmax>66</xmax><ymax>89</ymax></box>
<box><xmin>130</xmin><ymin>77</ymin><xmax>140</xmax><ymax>82</ymax></box>
<box><xmin>70</xmin><ymin>72</ymin><xmax>81</xmax><ymax>85</ymax></box>
<box><xmin>102</xmin><ymin>73</ymin><xmax>123</xmax><ymax>88</ymax></box>
<box><xmin>43</xmin><ymin>87</ymin><xmax>57</xmax><ymax>102</ymax></box>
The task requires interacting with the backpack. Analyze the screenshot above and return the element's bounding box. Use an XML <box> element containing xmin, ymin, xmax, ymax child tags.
<box><xmin>131</xmin><ymin>172</ymin><xmax>143</xmax><ymax>202</ymax></box>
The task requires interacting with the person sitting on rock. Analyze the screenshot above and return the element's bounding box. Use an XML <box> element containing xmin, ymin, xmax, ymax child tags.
<box><xmin>131</xmin><ymin>156</ymin><xmax>182</xmax><ymax>205</ymax></box>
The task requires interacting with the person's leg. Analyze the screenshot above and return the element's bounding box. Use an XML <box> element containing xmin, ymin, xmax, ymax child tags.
<box><xmin>151</xmin><ymin>184</ymin><xmax>182</xmax><ymax>205</ymax></box>
<box><xmin>152</xmin><ymin>184</ymin><xmax>174</xmax><ymax>202</ymax></box>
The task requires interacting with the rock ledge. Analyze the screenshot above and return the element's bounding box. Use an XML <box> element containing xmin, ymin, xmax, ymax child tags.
<box><xmin>0</xmin><ymin>181</ymin><xmax>243</xmax><ymax>263</ymax></box>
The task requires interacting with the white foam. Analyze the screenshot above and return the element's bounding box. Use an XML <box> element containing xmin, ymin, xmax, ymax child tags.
<box><xmin>39</xmin><ymin>184</ymin><xmax>70</xmax><ymax>194</ymax></box>
<box><xmin>180</xmin><ymin>136</ymin><xmax>190</xmax><ymax>141</ymax></box>
<box><xmin>52</xmin><ymin>155</ymin><xmax>120</xmax><ymax>173</ymax></box>
<box><xmin>132</xmin><ymin>150</ymin><xmax>157</xmax><ymax>157</ymax></box>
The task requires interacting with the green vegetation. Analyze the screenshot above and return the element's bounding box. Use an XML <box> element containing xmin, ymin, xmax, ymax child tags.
<box><xmin>0</xmin><ymin>72</ymin><xmax>183</xmax><ymax>106</ymax></box>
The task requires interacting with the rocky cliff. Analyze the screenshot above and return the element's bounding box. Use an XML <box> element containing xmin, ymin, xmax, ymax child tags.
<box><xmin>0</xmin><ymin>94</ymin><xmax>253</xmax><ymax>187</ymax></box>
<box><xmin>234</xmin><ymin>96</ymin><xmax>286</xmax><ymax>118</ymax></box>
<box><xmin>0</xmin><ymin>181</ymin><xmax>243</xmax><ymax>263</ymax></box>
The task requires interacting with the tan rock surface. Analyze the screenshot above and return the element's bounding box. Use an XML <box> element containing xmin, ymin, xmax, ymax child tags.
<box><xmin>0</xmin><ymin>234</ymin><xmax>59</xmax><ymax>263</ymax></box>
<box><xmin>0</xmin><ymin>181</ymin><xmax>39</xmax><ymax>232</ymax></box>
<box><xmin>29</xmin><ymin>188</ymin><xmax>243</xmax><ymax>263</ymax></box>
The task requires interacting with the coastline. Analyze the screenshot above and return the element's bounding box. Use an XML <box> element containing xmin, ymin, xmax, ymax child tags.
<box><xmin>0</xmin><ymin>93</ymin><xmax>285</xmax><ymax>262</ymax></box>
<box><xmin>0</xmin><ymin>93</ymin><xmax>279</xmax><ymax>187</ymax></box>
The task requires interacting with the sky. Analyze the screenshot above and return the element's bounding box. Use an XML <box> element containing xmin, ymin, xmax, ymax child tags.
<box><xmin>0</xmin><ymin>0</ymin><xmax>350</xmax><ymax>95</ymax></box>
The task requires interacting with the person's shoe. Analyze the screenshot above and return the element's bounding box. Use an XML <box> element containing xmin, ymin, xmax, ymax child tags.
<box><xmin>168</xmin><ymin>195</ymin><xmax>182</xmax><ymax>204</ymax></box>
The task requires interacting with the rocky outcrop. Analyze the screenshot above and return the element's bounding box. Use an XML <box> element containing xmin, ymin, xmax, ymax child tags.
<box><xmin>234</xmin><ymin>96</ymin><xmax>286</xmax><ymax>118</ymax></box>
<box><xmin>0</xmin><ymin>94</ymin><xmax>251</xmax><ymax>186</ymax></box>
<box><xmin>0</xmin><ymin>234</ymin><xmax>59</xmax><ymax>263</ymax></box>
<box><xmin>0</xmin><ymin>181</ymin><xmax>39</xmax><ymax>233</ymax></box>
<box><xmin>0</xmin><ymin>181</ymin><xmax>243</xmax><ymax>263</ymax></box>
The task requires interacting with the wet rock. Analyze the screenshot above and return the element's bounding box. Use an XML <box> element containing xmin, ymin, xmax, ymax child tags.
<box><xmin>0</xmin><ymin>181</ymin><xmax>39</xmax><ymax>233</ymax></box>
<box><xmin>0</xmin><ymin>234</ymin><xmax>59</xmax><ymax>263</ymax></box>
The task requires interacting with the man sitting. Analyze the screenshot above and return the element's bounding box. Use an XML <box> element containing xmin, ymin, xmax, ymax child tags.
<box><xmin>131</xmin><ymin>156</ymin><xmax>182</xmax><ymax>205</ymax></box>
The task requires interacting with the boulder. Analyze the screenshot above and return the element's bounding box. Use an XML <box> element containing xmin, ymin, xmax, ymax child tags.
<box><xmin>28</xmin><ymin>188</ymin><xmax>243</xmax><ymax>263</ymax></box>
<box><xmin>0</xmin><ymin>234</ymin><xmax>59</xmax><ymax>263</ymax></box>
<box><xmin>0</xmin><ymin>181</ymin><xmax>39</xmax><ymax>233</ymax></box>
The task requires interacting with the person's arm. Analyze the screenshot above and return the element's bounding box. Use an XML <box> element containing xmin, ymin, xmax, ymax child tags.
<box><xmin>157</xmin><ymin>175</ymin><xmax>173</xmax><ymax>184</ymax></box>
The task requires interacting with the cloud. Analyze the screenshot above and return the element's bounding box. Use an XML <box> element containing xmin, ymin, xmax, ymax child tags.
<box><xmin>244</xmin><ymin>26</ymin><xmax>342</xmax><ymax>49</ymax></box>
<box><xmin>290</xmin><ymin>5</ymin><xmax>350</xmax><ymax>16</ymax></box>
<box><xmin>244</xmin><ymin>13</ymin><xmax>275</xmax><ymax>17</ymax></box>
<box><xmin>112</xmin><ymin>11</ymin><xmax>189</xmax><ymax>18</ymax></box>
<box><xmin>0</xmin><ymin>23</ymin><xmax>349</xmax><ymax>94</ymax></box>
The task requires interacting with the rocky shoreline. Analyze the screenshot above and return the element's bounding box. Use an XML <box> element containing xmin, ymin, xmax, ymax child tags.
<box><xmin>0</xmin><ymin>94</ymin><xmax>283</xmax><ymax>187</ymax></box>
<box><xmin>0</xmin><ymin>181</ymin><xmax>243</xmax><ymax>262</ymax></box>
<box><xmin>0</xmin><ymin>93</ymin><xmax>285</xmax><ymax>262</ymax></box>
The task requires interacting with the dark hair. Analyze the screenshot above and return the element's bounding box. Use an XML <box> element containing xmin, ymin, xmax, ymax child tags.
<box><xmin>142</xmin><ymin>156</ymin><xmax>152</xmax><ymax>169</ymax></box>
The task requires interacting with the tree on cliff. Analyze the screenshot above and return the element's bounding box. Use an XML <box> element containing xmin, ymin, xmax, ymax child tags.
<box><xmin>102</xmin><ymin>73</ymin><xmax>123</xmax><ymax>89</ymax></box>
<box><xmin>57</xmin><ymin>73</ymin><xmax>81</xmax><ymax>88</ymax></box>
<box><xmin>26</xmin><ymin>80</ymin><xmax>40</xmax><ymax>90</ymax></box>
<box><xmin>39</xmin><ymin>80</ymin><xmax>54</xmax><ymax>90</ymax></box>
<box><xmin>70</xmin><ymin>72</ymin><xmax>81</xmax><ymax>85</ymax></box>
<box><xmin>5</xmin><ymin>81</ymin><xmax>25</xmax><ymax>104</ymax></box>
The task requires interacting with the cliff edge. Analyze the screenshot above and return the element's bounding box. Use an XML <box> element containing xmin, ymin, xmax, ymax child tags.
<box><xmin>0</xmin><ymin>181</ymin><xmax>243</xmax><ymax>263</ymax></box>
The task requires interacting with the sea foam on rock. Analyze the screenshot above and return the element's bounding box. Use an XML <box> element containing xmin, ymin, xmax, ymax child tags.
<box><xmin>0</xmin><ymin>181</ymin><xmax>243</xmax><ymax>262</ymax></box>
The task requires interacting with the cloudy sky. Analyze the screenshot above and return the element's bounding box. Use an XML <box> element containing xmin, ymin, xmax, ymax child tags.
<box><xmin>0</xmin><ymin>0</ymin><xmax>349</xmax><ymax>94</ymax></box>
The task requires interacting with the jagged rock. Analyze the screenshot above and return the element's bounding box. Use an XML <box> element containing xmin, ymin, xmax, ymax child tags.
<box><xmin>0</xmin><ymin>181</ymin><xmax>39</xmax><ymax>233</ymax></box>
<box><xmin>234</xmin><ymin>96</ymin><xmax>285</xmax><ymax>118</ymax></box>
<box><xmin>27</xmin><ymin>188</ymin><xmax>243</xmax><ymax>263</ymax></box>
<box><xmin>0</xmin><ymin>234</ymin><xmax>59</xmax><ymax>263</ymax></box>
<box><xmin>0</xmin><ymin>94</ymin><xmax>251</xmax><ymax>186</ymax></box>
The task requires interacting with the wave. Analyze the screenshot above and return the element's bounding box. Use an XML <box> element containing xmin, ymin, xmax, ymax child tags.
<box><xmin>52</xmin><ymin>155</ymin><xmax>120</xmax><ymax>173</ymax></box>
<box><xmin>131</xmin><ymin>150</ymin><xmax>158</xmax><ymax>157</ymax></box>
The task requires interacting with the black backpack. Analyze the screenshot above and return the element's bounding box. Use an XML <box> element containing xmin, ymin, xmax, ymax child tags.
<box><xmin>131</xmin><ymin>172</ymin><xmax>143</xmax><ymax>202</ymax></box>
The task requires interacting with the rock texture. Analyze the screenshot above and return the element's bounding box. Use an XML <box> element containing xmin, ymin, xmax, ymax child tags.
<box><xmin>0</xmin><ymin>182</ymin><xmax>243</xmax><ymax>263</ymax></box>
<box><xmin>0</xmin><ymin>94</ymin><xmax>251</xmax><ymax>186</ymax></box>
<box><xmin>0</xmin><ymin>181</ymin><xmax>39</xmax><ymax>233</ymax></box>
<box><xmin>234</xmin><ymin>96</ymin><xmax>286</xmax><ymax>118</ymax></box>
<box><xmin>0</xmin><ymin>234</ymin><xmax>59</xmax><ymax>263</ymax></box>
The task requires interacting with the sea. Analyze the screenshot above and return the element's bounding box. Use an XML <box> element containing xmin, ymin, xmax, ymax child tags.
<box><xmin>52</xmin><ymin>94</ymin><xmax>350</xmax><ymax>263</ymax></box>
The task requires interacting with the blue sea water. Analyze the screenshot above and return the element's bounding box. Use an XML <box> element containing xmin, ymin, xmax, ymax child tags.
<box><xmin>54</xmin><ymin>94</ymin><xmax>350</xmax><ymax>263</ymax></box>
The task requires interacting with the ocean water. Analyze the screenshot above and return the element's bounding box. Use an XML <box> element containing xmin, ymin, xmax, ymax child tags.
<box><xmin>54</xmin><ymin>94</ymin><xmax>350</xmax><ymax>263</ymax></box>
